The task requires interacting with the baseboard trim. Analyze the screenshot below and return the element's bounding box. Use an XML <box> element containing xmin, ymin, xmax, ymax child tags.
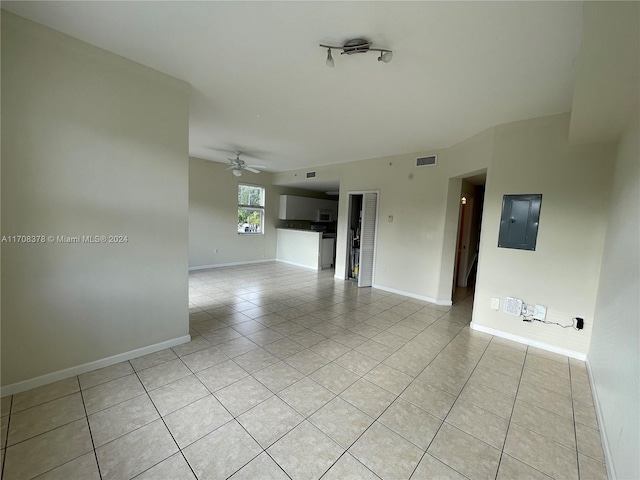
<box><xmin>189</xmin><ymin>259</ymin><xmax>276</xmax><ymax>271</ymax></box>
<box><xmin>372</xmin><ymin>284</ymin><xmax>452</xmax><ymax>306</ymax></box>
<box><xmin>1</xmin><ymin>335</ymin><xmax>191</xmax><ymax>397</ymax></box>
<box><xmin>470</xmin><ymin>323</ymin><xmax>586</xmax><ymax>360</ymax></box>
<box><xmin>274</xmin><ymin>259</ymin><xmax>320</xmax><ymax>271</ymax></box>
<box><xmin>585</xmin><ymin>357</ymin><xmax>617</xmax><ymax>480</ymax></box>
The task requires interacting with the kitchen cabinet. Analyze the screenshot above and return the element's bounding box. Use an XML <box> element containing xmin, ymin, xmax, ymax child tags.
<box><xmin>279</xmin><ymin>195</ymin><xmax>338</xmax><ymax>221</ymax></box>
<box><xmin>321</xmin><ymin>237</ymin><xmax>336</xmax><ymax>269</ymax></box>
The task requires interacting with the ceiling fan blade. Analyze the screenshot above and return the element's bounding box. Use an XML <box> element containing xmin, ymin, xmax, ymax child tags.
<box><xmin>247</xmin><ymin>164</ymin><xmax>266</xmax><ymax>169</ymax></box>
<box><xmin>244</xmin><ymin>166</ymin><xmax>261</xmax><ymax>174</ymax></box>
<box><xmin>224</xmin><ymin>165</ymin><xmax>235</xmax><ymax>170</ymax></box>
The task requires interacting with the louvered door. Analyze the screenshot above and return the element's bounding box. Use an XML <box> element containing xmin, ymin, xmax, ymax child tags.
<box><xmin>358</xmin><ymin>192</ymin><xmax>378</xmax><ymax>287</ymax></box>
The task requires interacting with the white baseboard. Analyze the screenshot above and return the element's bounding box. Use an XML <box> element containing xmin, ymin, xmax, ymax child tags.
<box><xmin>585</xmin><ymin>357</ymin><xmax>617</xmax><ymax>480</ymax></box>
<box><xmin>274</xmin><ymin>259</ymin><xmax>320</xmax><ymax>271</ymax></box>
<box><xmin>470</xmin><ymin>323</ymin><xmax>586</xmax><ymax>360</ymax></box>
<box><xmin>189</xmin><ymin>259</ymin><xmax>276</xmax><ymax>271</ymax></box>
<box><xmin>372</xmin><ymin>284</ymin><xmax>452</xmax><ymax>306</ymax></box>
<box><xmin>1</xmin><ymin>335</ymin><xmax>191</xmax><ymax>397</ymax></box>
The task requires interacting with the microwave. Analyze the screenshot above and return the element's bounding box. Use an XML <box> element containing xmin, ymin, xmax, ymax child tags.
<box><xmin>316</xmin><ymin>210</ymin><xmax>333</xmax><ymax>222</ymax></box>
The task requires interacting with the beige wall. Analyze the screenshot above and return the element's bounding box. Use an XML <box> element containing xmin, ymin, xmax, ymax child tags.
<box><xmin>189</xmin><ymin>157</ymin><xmax>333</xmax><ymax>269</ymax></box>
<box><xmin>472</xmin><ymin>114</ymin><xmax>616</xmax><ymax>355</ymax></box>
<box><xmin>589</xmin><ymin>115</ymin><xmax>639</xmax><ymax>480</ymax></box>
<box><xmin>1</xmin><ymin>13</ymin><xmax>190</xmax><ymax>388</ymax></box>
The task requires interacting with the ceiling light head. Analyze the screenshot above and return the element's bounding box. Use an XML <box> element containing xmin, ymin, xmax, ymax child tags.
<box><xmin>319</xmin><ymin>38</ymin><xmax>392</xmax><ymax>67</ymax></box>
<box><xmin>232</xmin><ymin>168</ymin><xmax>242</xmax><ymax>177</ymax></box>
<box><xmin>378</xmin><ymin>51</ymin><xmax>393</xmax><ymax>63</ymax></box>
<box><xmin>326</xmin><ymin>48</ymin><xmax>334</xmax><ymax>68</ymax></box>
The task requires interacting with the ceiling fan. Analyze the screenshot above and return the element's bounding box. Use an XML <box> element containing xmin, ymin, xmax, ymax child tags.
<box><xmin>225</xmin><ymin>152</ymin><xmax>264</xmax><ymax>177</ymax></box>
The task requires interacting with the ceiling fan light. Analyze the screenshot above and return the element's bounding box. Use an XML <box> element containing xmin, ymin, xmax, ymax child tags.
<box><xmin>379</xmin><ymin>51</ymin><xmax>393</xmax><ymax>63</ymax></box>
<box><xmin>232</xmin><ymin>168</ymin><xmax>242</xmax><ymax>177</ymax></box>
<box><xmin>326</xmin><ymin>48</ymin><xmax>334</xmax><ymax>68</ymax></box>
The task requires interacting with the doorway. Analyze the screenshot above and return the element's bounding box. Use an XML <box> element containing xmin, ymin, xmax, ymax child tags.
<box><xmin>452</xmin><ymin>175</ymin><xmax>486</xmax><ymax>303</ymax></box>
<box><xmin>345</xmin><ymin>191</ymin><xmax>379</xmax><ymax>287</ymax></box>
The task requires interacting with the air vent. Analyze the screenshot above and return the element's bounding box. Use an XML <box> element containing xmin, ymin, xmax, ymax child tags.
<box><xmin>416</xmin><ymin>155</ymin><xmax>437</xmax><ymax>167</ymax></box>
<box><xmin>306</xmin><ymin>171</ymin><xmax>317</xmax><ymax>178</ymax></box>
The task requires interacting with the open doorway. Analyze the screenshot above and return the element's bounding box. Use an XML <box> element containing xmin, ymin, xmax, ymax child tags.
<box><xmin>452</xmin><ymin>174</ymin><xmax>486</xmax><ymax>304</ymax></box>
<box><xmin>345</xmin><ymin>191</ymin><xmax>379</xmax><ymax>287</ymax></box>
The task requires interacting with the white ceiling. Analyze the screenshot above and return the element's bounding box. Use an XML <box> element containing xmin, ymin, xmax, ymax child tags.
<box><xmin>3</xmin><ymin>1</ymin><xmax>585</xmax><ymax>173</ymax></box>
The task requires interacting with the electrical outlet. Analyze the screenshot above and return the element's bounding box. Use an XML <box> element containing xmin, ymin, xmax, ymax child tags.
<box><xmin>504</xmin><ymin>297</ymin><xmax>523</xmax><ymax>316</ymax></box>
<box><xmin>522</xmin><ymin>304</ymin><xmax>534</xmax><ymax>316</ymax></box>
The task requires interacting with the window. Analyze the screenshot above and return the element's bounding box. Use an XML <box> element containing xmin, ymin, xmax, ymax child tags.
<box><xmin>238</xmin><ymin>184</ymin><xmax>265</xmax><ymax>234</ymax></box>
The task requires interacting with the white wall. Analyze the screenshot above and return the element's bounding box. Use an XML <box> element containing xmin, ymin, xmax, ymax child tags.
<box><xmin>472</xmin><ymin>114</ymin><xmax>616</xmax><ymax>355</ymax></box>
<box><xmin>1</xmin><ymin>13</ymin><xmax>190</xmax><ymax>388</ymax></box>
<box><xmin>275</xmin><ymin>229</ymin><xmax>322</xmax><ymax>270</ymax></box>
<box><xmin>589</xmin><ymin>115</ymin><xmax>639</xmax><ymax>480</ymax></box>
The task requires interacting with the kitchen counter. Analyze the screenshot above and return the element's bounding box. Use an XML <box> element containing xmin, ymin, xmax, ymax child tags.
<box><xmin>276</xmin><ymin>228</ymin><xmax>334</xmax><ymax>270</ymax></box>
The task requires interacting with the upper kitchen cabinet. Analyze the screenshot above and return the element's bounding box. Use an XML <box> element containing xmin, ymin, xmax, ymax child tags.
<box><xmin>279</xmin><ymin>195</ymin><xmax>338</xmax><ymax>221</ymax></box>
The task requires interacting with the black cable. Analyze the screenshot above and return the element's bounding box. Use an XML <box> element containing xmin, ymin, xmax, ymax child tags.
<box><xmin>521</xmin><ymin>315</ymin><xmax>580</xmax><ymax>330</ymax></box>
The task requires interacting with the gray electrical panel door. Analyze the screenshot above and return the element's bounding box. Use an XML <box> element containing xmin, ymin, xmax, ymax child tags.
<box><xmin>498</xmin><ymin>194</ymin><xmax>542</xmax><ymax>251</ymax></box>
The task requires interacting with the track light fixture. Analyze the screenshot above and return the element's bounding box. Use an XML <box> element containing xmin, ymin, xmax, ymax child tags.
<box><xmin>320</xmin><ymin>38</ymin><xmax>393</xmax><ymax>67</ymax></box>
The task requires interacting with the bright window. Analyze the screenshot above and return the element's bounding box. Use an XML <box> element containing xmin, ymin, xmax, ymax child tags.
<box><xmin>238</xmin><ymin>184</ymin><xmax>265</xmax><ymax>234</ymax></box>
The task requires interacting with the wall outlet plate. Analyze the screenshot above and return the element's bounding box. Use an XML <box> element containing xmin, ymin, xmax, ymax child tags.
<box><xmin>504</xmin><ymin>297</ymin><xmax>523</xmax><ymax>316</ymax></box>
<box><xmin>491</xmin><ymin>297</ymin><xmax>500</xmax><ymax>310</ymax></box>
<box><xmin>533</xmin><ymin>304</ymin><xmax>547</xmax><ymax>320</ymax></box>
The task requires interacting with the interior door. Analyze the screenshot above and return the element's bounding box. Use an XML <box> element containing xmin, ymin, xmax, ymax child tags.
<box><xmin>358</xmin><ymin>192</ymin><xmax>378</xmax><ymax>287</ymax></box>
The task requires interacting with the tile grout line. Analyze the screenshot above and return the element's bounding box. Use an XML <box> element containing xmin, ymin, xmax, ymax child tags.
<box><xmin>1</xmin><ymin>396</ymin><xmax>13</xmax><ymax>480</ymax></box>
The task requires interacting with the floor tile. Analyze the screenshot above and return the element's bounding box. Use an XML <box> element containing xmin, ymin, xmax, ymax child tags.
<box><xmin>8</xmin><ymin>392</ymin><xmax>85</xmax><ymax>446</ymax></box>
<box><xmin>340</xmin><ymin>379</ymin><xmax>396</xmax><ymax>418</ymax></box>
<box><xmin>309</xmin><ymin>397</ymin><xmax>374</xmax><ymax>449</ymax></box>
<box><xmin>195</xmin><ymin>360</ymin><xmax>248</xmax><ymax>392</ymax></box>
<box><xmin>244</xmin><ymin>328</ymin><xmax>284</xmax><ymax>346</ymax></box>
<box><xmin>355</xmin><ymin>340</ymin><xmax>396</xmax><ymax>362</ymax></box>
<box><xmin>96</xmin><ymin>419</ymin><xmax>178</xmax><ymax>480</ymax></box>
<box><xmin>576</xmin><ymin>423</ymin><xmax>605</xmax><ymax>463</ymax></box>
<box><xmin>182</xmin><ymin>420</ymin><xmax>262</xmax><ymax>480</ymax></box>
<box><xmin>163</xmin><ymin>395</ymin><xmax>232</xmax><ymax>448</ymax></box>
<box><xmin>11</xmin><ymin>377</ymin><xmax>79</xmax><ymax>414</ymax></box>
<box><xmin>416</xmin><ymin>365</ymin><xmax>468</xmax><ymax>396</ymax></box>
<box><xmin>578</xmin><ymin>453</ymin><xmax>608</xmax><ymax>480</ymax></box>
<box><xmin>445</xmin><ymin>398</ymin><xmax>509</xmax><ymax>449</ymax></box>
<box><xmin>180</xmin><ymin>347</ymin><xmax>228</xmax><ymax>372</ymax></box>
<box><xmin>363</xmin><ymin>364</ymin><xmax>413</xmax><ymax>395</ymax></box>
<box><xmin>214</xmin><ymin>376</ymin><xmax>273</xmax><ymax>416</ymax></box>
<box><xmin>458</xmin><ymin>381</ymin><xmax>515</xmax><ymax>419</ymax></box>
<box><xmin>379</xmin><ymin>398</ymin><xmax>441</xmax><ymax>450</ymax></box>
<box><xmin>573</xmin><ymin>399</ymin><xmax>598</xmax><ymax>429</ymax></box>
<box><xmin>135</xmin><ymin>452</ymin><xmax>196</xmax><ymax>479</ymax></box>
<box><xmin>217</xmin><ymin>337</ymin><xmax>260</xmax><ymax>358</ymax></box>
<box><xmin>283</xmin><ymin>350</ymin><xmax>330</xmax><ymax>375</ymax></box>
<box><xmin>4</xmin><ymin>419</ymin><xmax>93</xmax><ymax>480</ymax></box>
<box><xmin>278</xmin><ymin>377</ymin><xmax>336</xmax><ymax>417</ymax></box>
<box><xmin>427</xmin><ymin>422</ymin><xmax>501</xmax><ymax>480</ymax></box>
<box><xmin>310</xmin><ymin>363</ymin><xmax>360</xmax><ymax>394</ymax></box>
<box><xmin>349</xmin><ymin>421</ymin><xmax>423</xmax><ymax>480</ymax></box>
<box><xmin>521</xmin><ymin>366</ymin><xmax>571</xmax><ymax>397</ymax></box>
<box><xmin>228</xmin><ymin>452</ymin><xmax>290</xmax><ymax>479</ymax></box>
<box><xmin>147</xmin><ymin>374</ymin><xmax>209</xmax><ymax>416</ymax></box>
<box><xmin>497</xmin><ymin>454</ymin><xmax>553</xmax><ymax>480</ymax></box>
<box><xmin>503</xmin><ymin>423</ymin><xmax>579</xmax><ymax>480</ymax></box>
<box><xmin>322</xmin><ymin>453</ymin><xmax>381</xmax><ymax>480</ymax></box>
<box><xmin>400</xmin><ymin>380</ymin><xmax>456</xmax><ymax>420</ymax></box>
<box><xmin>233</xmin><ymin>347</ymin><xmax>280</xmax><ymax>373</ymax></box>
<box><xmin>130</xmin><ymin>349</ymin><xmax>178</xmax><ymax>372</ymax></box>
<box><xmin>468</xmin><ymin>366</ymin><xmax>520</xmax><ymax>397</ymax></box>
<box><xmin>479</xmin><ymin>353</ymin><xmax>523</xmax><ymax>378</ymax></box>
<box><xmin>69</xmin><ymin>372</ymin><xmax>134</xmax><ymax>419</ymax></box>
<box><xmin>516</xmin><ymin>381</ymin><xmax>573</xmax><ymax>420</ymax></box>
<box><xmin>137</xmin><ymin>359</ymin><xmax>192</xmax><ymax>391</ymax></box>
<box><xmin>511</xmin><ymin>399</ymin><xmax>576</xmax><ymax>448</ymax></box>
<box><xmin>34</xmin><ymin>452</ymin><xmax>100</xmax><ymax>480</ymax></box>
<box><xmin>310</xmin><ymin>339</ymin><xmax>352</xmax><ymax>361</ymax></box>
<box><xmin>79</xmin><ymin>362</ymin><xmax>134</xmax><ymax>390</ymax></box>
<box><xmin>1</xmin><ymin>416</ymin><xmax>7</xmax><ymax>449</ymax></box>
<box><xmin>267</xmin><ymin>421</ymin><xmax>344</xmax><ymax>480</ymax></box>
<box><xmin>410</xmin><ymin>453</ymin><xmax>468</xmax><ymax>480</ymax></box>
<box><xmin>88</xmin><ymin>394</ymin><xmax>158</xmax><ymax>447</ymax></box>
<box><xmin>252</xmin><ymin>361</ymin><xmax>305</xmax><ymax>393</ymax></box>
<box><xmin>201</xmin><ymin>326</ymin><xmax>242</xmax><ymax>345</ymax></box>
<box><xmin>525</xmin><ymin>354</ymin><xmax>570</xmax><ymax>378</ymax></box>
<box><xmin>335</xmin><ymin>350</ymin><xmax>380</xmax><ymax>376</ymax></box>
<box><xmin>237</xmin><ymin>395</ymin><xmax>304</xmax><ymax>448</ymax></box>
<box><xmin>264</xmin><ymin>338</ymin><xmax>306</xmax><ymax>358</ymax></box>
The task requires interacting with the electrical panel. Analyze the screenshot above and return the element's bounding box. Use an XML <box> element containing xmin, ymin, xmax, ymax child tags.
<box><xmin>498</xmin><ymin>194</ymin><xmax>542</xmax><ymax>251</ymax></box>
<box><xmin>504</xmin><ymin>297</ymin><xmax>523</xmax><ymax>316</ymax></box>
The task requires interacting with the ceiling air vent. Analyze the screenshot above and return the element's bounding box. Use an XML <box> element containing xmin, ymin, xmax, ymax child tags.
<box><xmin>416</xmin><ymin>155</ymin><xmax>437</xmax><ymax>167</ymax></box>
<box><xmin>306</xmin><ymin>171</ymin><xmax>317</xmax><ymax>178</ymax></box>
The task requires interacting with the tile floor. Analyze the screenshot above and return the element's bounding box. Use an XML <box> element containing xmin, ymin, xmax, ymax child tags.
<box><xmin>1</xmin><ymin>263</ymin><xmax>609</xmax><ymax>479</ymax></box>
